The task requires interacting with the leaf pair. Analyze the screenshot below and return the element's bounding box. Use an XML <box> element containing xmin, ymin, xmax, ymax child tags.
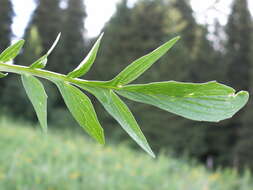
<box><xmin>21</xmin><ymin>34</ymin><xmax>105</xmax><ymax>144</ymax></box>
<box><xmin>78</xmin><ymin>85</ymin><xmax>155</xmax><ymax>157</ymax></box>
<box><xmin>21</xmin><ymin>75</ymin><xmax>105</xmax><ymax>143</ymax></box>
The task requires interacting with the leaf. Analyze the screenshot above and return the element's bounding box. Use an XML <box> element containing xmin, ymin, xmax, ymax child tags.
<box><xmin>108</xmin><ymin>36</ymin><xmax>180</xmax><ymax>86</ymax></box>
<box><xmin>116</xmin><ymin>81</ymin><xmax>249</xmax><ymax>122</ymax></box>
<box><xmin>55</xmin><ymin>81</ymin><xmax>105</xmax><ymax>144</ymax></box>
<box><xmin>0</xmin><ymin>40</ymin><xmax>25</xmax><ymax>63</ymax></box>
<box><xmin>0</xmin><ymin>72</ymin><xmax>8</xmax><ymax>78</ymax></box>
<box><xmin>67</xmin><ymin>33</ymin><xmax>104</xmax><ymax>78</ymax></box>
<box><xmin>30</xmin><ymin>33</ymin><xmax>61</xmax><ymax>69</ymax></box>
<box><xmin>21</xmin><ymin>75</ymin><xmax>48</xmax><ymax>132</ymax></box>
<box><xmin>30</xmin><ymin>55</ymin><xmax>48</xmax><ymax>69</ymax></box>
<box><xmin>77</xmin><ymin>84</ymin><xmax>155</xmax><ymax>157</ymax></box>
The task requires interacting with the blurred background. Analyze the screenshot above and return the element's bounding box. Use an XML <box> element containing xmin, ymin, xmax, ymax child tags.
<box><xmin>1</xmin><ymin>0</ymin><xmax>253</xmax><ymax>189</ymax></box>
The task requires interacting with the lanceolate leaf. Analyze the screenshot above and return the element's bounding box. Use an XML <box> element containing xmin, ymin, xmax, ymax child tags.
<box><xmin>0</xmin><ymin>40</ymin><xmax>25</xmax><ymax>63</ymax></box>
<box><xmin>77</xmin><ymin>85</ymin><xmax>155</xmax><ymax>157</ymax></box>
<box><xmin>0</xmin><ymin>72</ymin><xmax>8</xmax><ymax>78</ymax></box>
<box><xmin>67</xmin><ymin>33</ymin><xmax>104</xmax><ymax>78</ymax></box>
<box><xmin>108</xmin><ymin>36</ymin><xmax>180</xmax><ymax>86</ymax></box>
<box><xmin>21</xmin><ymin>75</ymin><xmax>48</xmax><ymax>132</ymax></box>
<box><xmin>30</xmin><ymin>33</ymin><xmax>61</xmax><ymax>69</ymax></box>
<box><xmin>55</xmin><ymin>81</ymin><xmax>105</xmax><ymax>144</ymax></box>
<box><xmin>116</xmin><ymin>81</ymin><xmax>249</xmax><ymax>122</ymax></box>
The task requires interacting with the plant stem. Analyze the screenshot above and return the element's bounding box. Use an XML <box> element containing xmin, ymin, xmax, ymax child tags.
<box><xmin>0</xmin><ymin>63</ymin><xmax>119</xmax><ymax>90</ymax></box>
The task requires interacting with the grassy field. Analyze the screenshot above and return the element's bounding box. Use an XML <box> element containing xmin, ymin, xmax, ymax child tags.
<box><xmin>0</xmin><ymin>118</ymin><xmax>252</xmax><ymax>190</ymax></box>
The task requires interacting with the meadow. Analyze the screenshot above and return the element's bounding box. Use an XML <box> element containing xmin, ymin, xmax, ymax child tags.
<box><xmin>0</xmin><ymin>118</ymin><xmax>252</xmax><ymax>190</ymax></box>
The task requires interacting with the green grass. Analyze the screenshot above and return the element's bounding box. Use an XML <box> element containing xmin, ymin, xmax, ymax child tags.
<box><xmin>0</xmin><ymin>118</ymin><xmax>252</xmax><ymax>190</ymax></box>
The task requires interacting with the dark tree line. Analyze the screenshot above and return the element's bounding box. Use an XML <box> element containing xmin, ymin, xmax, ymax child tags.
<box><xmin>0</xmin><ymin>0</ymin><xmax>13</xmax><ymax>102</ymax></box>
<box><xmin>0</xmin><ymin>0</ymin><xmax>253</xmax><ymax>170</ymax></box>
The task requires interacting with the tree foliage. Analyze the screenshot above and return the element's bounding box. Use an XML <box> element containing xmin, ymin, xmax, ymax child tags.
<box><xmin>0</xmin><ymin>0</ymin><xmax>14</xmax><ymax>102</ymax></box>
<box><xmin>225</xmin><ymin>0</ymin><xmax>253</xmax><ymax>169</ymax></box>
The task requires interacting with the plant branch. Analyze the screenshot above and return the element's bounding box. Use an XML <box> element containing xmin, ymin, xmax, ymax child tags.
<box><xmin>0</xmin><ymin>62</ymin><xmax>119</xmax><ymax>90</ymax></box>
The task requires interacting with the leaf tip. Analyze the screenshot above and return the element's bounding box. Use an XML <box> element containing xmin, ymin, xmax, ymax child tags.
<box><xmin>0</xmin><ymin>72</ymin><xmax>8</xmax><ymax>78</ymax></box>
<box><xmin>99</xmin><ymin>136</ymin><xmax>106</xmax><ymax>145</ymax></box>
<box><xmin>42</xmin><ymin>126</ymin><xmax>48</xmax><ymax>134</ymax></box>
<box><xmin>97</xmin><ymin>130</ymin><xmax>105</xmax><ymax>145</ymax></box>
<box><xmin>20</xmin><ymin>39</ymin><xmax>25</xmax><ymax>44</ymax></box>
<box><xmin>175</xmin><ymin>35</ymin><xmax>181</xmax><ymax>40</ymax></box>
<box><xmin>97</xmin><ymin>32</ymin><xmax>104</xmax><ymax>43</ymax></box>
<box><xmin>99</xmin><ymin>32</ymin><xmax>104</xmax><ymax>38</ymax></box>
<box><xmin>236</xmin><ymin>90</ymin><xmax>249</xmax><ymax>103</ymax></box>
<box><xmin>143</xmin><ymin>143</ymin><xmax>155</xmax><ymax>158</ymax></box>
<box><xmin>47</xmin><ymin>33</ymin><xmax>61</xmax><ymax>55</ymax></box>
<box><xmin>17</xmin><ymin>39</ymin><xmax>25</xmax><ymax>49</ymax></box>
<box><xmin>172</xmin><ymin>36</ymin><xmax>181</xmax><ymax>43</ymax></box>
<box><xmin>149</xmin><ymin>151</ymin><xmax>156</xmax><ymax>158</ymax></box>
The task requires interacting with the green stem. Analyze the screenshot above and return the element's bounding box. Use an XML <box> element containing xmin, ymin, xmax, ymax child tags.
<box><xmin>0</xmin><ymin>63</ymin><xmax>119</xmax><ymax>90</ymax></box>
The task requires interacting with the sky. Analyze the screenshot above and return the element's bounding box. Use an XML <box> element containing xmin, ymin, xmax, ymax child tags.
<box><xmin>11</xmin><ymin>0</ymin><xmax>253</xmax><ymax>40</ymax></box>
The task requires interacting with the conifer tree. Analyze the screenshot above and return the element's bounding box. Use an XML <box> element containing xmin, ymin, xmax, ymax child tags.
<box><xmin>225</xmin><ymin>0</ymin><xmax>252</xmax><ymax>91</ymax></box>
<box><xmin>20</xmin><ymin>26</ymin><xmax>43</xmax><ymax>65</ymax></box>
<box><xmin>22</xmin><ymin>0</ymin><xmax>62</xmax><ymax>71</ymax></box>
<box><xmin>28</xmin><ymin>0</ymin><xmax>61</xmax><ymax>52</ymax></box>
<box><xmin>0</xmin><ymin>0</ymin><xmax>14</xmax><ymax>102</ymax></box>
<box><xmin>224</xmin><ymin>0</ymin><xmax>252</xmax><ymax>168</ymax></box>
<box><xmin>93</xmin><ymin>0</ymin><xmax>134</xmax><ymax>81</ymax></box>
<box><xmin>0</xmin><ymin>0</ymin><xmax>13</xmax><ymax>52</ymax></box>
<box><xmin>172</xmin><ymin>0</ymin><xmax>197</xmax><ymax>51</ymax></box>
<box><xmin>57</xmin><ymin>0</ymin><xmax>87</xmax><ymax>74</ymax></box>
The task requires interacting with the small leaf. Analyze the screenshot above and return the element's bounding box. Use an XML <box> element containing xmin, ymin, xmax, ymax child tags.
<box><xmin>0</xmin><ymin>72</ymin><xmax>8</xmax><ymax>78</ymax></box>
<box><xmin>0</xmin><ymin>40</ymin><xmax>25</xmax><ymax>63</ymax></box>
<box><xmin>77</xmin><ymin>84</ymin><xmax>155</xmax><ymax>157</ymax></box>
<box><xmin>116</xmin><ymin>81</ymin><xmax>249</xmax><ymax>122</ymax></box>
<box><xmin>30</xmin><ymin>33</ymin><xmax>61</xmax><ymax>69</ymax></box>
<box><xmin>30</xmin><ymin>55</ymin><xmax>48</xmax><ymax>69</ymax></box>
<box><xmin>55</xmin><ymin>81</ymin><xmax>104</xmax><ymax>144</ymax></box>
<box><xmin>21</xmin><ymin>75</ymin><xmax>48</xmax><ymax>132</ymax></box>
<box><xmin>67</xmin><ymin>33</ymin><xmax>104</xmax><ymax>78</ymax></box>
<box><xmin>108</xmin><ymin>36</ymin><xmax>180</xmax><ymax>86</ymax></box>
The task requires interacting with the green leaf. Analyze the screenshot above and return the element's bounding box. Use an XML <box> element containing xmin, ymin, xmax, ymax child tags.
<box><xmin>30</xmin><ymin>33</ymin><xmax>61</xmax><ymax>69</ymax></box>
<box><xmin>0</xmin><ymin>40</ymin><xmax>25</xmax><ymax>63</ymax></box>
<box><xmin>30</xmin><ymin>55</ymin><xmax>48</xmax><ymax>69</ymax></box>
<box><xmin>116</xmin><ymin>81</ymin><xmax>249</xmax><ymax>122</ymax></box>
<box><xmin>21</xmin><ymin>75</ymin><xmax>48</xmax><ymax>132</ymax></box>
<box><xmin>0</xmin><ymin>72</ymin><xmax>8</xmax><ymax>78</ymax></box>
<box><xmin>108</xmin><ymin>36</ymin><xmax>180</xmax><ymax>86</ymax></box>
<box><xmin>67</xmin><ymin>33</ymin><xmax>104</xmax><ymax>78</ymax></box>
<box><xmin>77</xmin><ymin>85</ymin><xmax>155</xmax><ymax>157</ymax></box>
<box><xmin>55</xmin><ymin>81</ymin><xmax>105</xmax><ymax>144</ymax></box>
